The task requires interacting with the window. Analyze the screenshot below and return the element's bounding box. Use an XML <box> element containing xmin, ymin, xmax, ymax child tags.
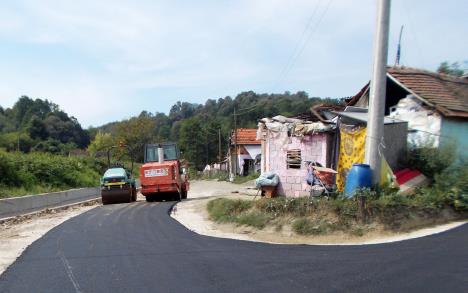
<box><xmin>145</xmin><ymin>144</ymin><xmax>179</xmax><ymax>162</ymax></box>
<box><xmin>286</xmin><ymin>149</ymin><xmax>301</xmax><ymax>169</ymax></box>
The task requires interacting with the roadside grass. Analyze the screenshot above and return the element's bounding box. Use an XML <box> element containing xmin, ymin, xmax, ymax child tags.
<box><xmin>0</xmin><ymin>150</ymin><xmax>104</xmax><ymax>199</ymax></box>
<box><xmin>206</xmin><ymin>187</ymin><xmax>468</xmax><ymax>236</ymax></box>
<box><xmin>233</xmin><ymin>173</ymin><xmax>258</xmax><ymax>184</ymax></box>
<box><xmin>0</xmin><ymin>185</ymin><xmax>64</xmax><ymax>199</ymax></box>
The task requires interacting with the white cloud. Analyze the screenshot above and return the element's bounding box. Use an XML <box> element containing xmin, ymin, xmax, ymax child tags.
<box><xmin>0</xmin><ymin>0</ymin><xmax>466</xmax><ymax>127</ymax></box>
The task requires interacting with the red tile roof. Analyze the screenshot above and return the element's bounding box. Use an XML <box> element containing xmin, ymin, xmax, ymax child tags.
<box><xmin>387</xmin><ymin>67</ymin><xmax>468</xmax><ymax>117</ymax></box>
<box><xmin>231</xmin><ymin>128</ymin><xmax>261</xmax><ymax>145</ymax></box>
<box><xmin>348</xmin><ymin>67</ymin><xmax>468</xmax><ymax>118</ymax></box>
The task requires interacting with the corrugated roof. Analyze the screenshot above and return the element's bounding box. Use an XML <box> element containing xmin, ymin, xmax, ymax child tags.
<box><xmin>231</xmin><ymin>128</ymin><xmax>260</xmax><ymax>145</ymax></box>
<box><xmin>334</xmin><ymin>111</ymin><xmax>407</xmax><ymax>125</ymax></box>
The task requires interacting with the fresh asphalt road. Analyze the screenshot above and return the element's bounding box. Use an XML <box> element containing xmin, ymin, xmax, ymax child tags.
<box><xmin>0</xmin><ymin>201</ymin><xmax>467</xmax><ymax>293</ymax></box>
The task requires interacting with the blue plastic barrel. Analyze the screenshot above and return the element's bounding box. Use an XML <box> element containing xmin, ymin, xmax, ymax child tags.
<box><xmin>344</xmin><ymin>164</ymin><xmax>372</xmax><ymax>197</ymax></box>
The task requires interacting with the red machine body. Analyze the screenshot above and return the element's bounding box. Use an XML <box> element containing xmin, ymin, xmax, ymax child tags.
<box><xmin>139</xmin><ymin>143</ymin><xmax>189</xmax><ymax>201</ymax></box>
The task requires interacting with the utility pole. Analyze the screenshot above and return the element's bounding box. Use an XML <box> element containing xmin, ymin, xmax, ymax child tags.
<box><xmin>365</xmin><ymin>0</ymin><xmax>391</xmax><ymax>186</ymax></box>
<box><xmin>233</xmin><ymin>106</ymin><xmax>239</xmax><ymax>176</ymax></box>
<box><xmin>218</xmin><ymin>128</ymin><xmax>222</xmax><ymax>163</ymax></box>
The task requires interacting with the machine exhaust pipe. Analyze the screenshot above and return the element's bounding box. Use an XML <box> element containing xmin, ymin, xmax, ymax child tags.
<box><xmin>158</xmin><ymin>146</ymin><xmax>164</xmax><ymax>164</ymax></box>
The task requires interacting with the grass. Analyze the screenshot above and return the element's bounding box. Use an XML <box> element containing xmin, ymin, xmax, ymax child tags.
<box><xmin>207</xmin><ymin>198</ymin><xmax>253</xmax><ymax>222</ymax></box>
<box><xmin>0</xmin><ymin>150</ymin><xmax>105</xmax><ymax>199</ymax></box>
<box><xmin>0</xmin><ymin>185</ymin><xmax>64</xmax><ymax>199</ymax></box>
<box><xmin>232</xmin><ymin>173</ymin><xmax>258</xmax><ymax>184</ymax></box>
<box><xmin>206</xmin><ymin>189</ymin><xmax>467</xmax><ymax>236</ymax></box>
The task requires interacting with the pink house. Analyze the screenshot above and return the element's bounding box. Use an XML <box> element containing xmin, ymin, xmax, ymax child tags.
<box><xmin>258</xmin><ymin>116</ymin><xmax>335</xmax><ymax>197</ymax></box>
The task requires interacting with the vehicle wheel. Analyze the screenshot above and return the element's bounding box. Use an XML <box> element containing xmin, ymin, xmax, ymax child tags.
<box><xmin>132</xmin><ymin>188</ymin><xmax>137</xmax><ymax>201</ymax></box>
<box><xmin>146</xmin><ymin>195</ymin><xmax>153</xmax><ymax>202</ymax></box>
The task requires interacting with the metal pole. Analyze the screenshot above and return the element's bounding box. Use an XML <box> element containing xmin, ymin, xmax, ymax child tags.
<box><xmin>365</xmin><ymin>0</ymin><xmax>391</xmax><ymax>186</ymax></box>
<box><xmin>234</xmin><ymin>107</ymin><xmax>238</xmax><ymax>176</ymax></box>
<box><xmin>218</xmin><ymin>128</ymin><xmax>221</xmax><ymax>163</ymax></box>
<box><xmin>394</xmin><ymin>25</ymin><xmax>403</xmax><ymax>66</ymax></box>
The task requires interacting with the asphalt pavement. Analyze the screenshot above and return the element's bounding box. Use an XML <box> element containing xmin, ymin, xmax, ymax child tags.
<box><xmin>0</xmin><ymin>201</ymin><xmax>467</xmax><ymax>293</ymax></box>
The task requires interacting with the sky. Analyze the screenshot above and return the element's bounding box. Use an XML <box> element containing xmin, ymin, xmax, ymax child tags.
<box><xmin>0</xmin><ymin>0</ymin><xmax>466</xmax><ymax>127</ymax></box>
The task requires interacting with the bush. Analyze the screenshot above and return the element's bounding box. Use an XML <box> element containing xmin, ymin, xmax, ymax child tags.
<box><xmin>433</xmin><ymin>161</ymin><xmax>468</xmax><ymax>211</ymax></box>
<box><xmin>407</xmin><ymin>145</ymin><xmax>455</xmax><ymax>179</ymax></box>
<box><xmin>0</xmin><ymin>150</ymin><xmax>102</xmax><ymax>198</ymax></box>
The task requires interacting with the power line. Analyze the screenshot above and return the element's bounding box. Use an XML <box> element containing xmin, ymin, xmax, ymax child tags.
<box><xmin>274</xmin><ymin>0</ymin><xmax>334</xmax><ymax>89</ymax></box>
<box><xmin>275</xmin><ymin>0</ymin><xmax>323</xmax><ymax>85</ymax></box>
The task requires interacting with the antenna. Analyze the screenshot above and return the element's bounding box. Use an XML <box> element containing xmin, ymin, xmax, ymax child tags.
<box><xmin>395</xmin><ymin>25</ymin><xmax>404</xmax><ymax>66</ymax></box>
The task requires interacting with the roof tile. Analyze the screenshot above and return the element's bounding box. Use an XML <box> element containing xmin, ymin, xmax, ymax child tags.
<box><xmin>387</xmin><ymin>67</ymin><xmax>468</xmax><ymax>117</ymax></box>
<box><xmin>231</xmin><ymin>128</ymin><xmax>260</xmax><ymax>145</ymax></box>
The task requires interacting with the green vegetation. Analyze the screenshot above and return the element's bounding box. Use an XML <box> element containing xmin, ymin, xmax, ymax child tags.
<box><xmin>207</xmin><ymin>161</ymin><xmax>467</xmax><ymax>236</ymax></box>
<box><xmin>95</xmin><ymin>91</ymin><xmax>343</xmax><ymax>170</ymax></box>
<box><xmin>437</xmin><ymin>60</ymin><xmax>467</xmax><ymax>77</ymax></box>
<box><xmin>207</xmin><ymin>198</ymin><xmax>253</xmax><ymax>222</ymax></box>
<box><xmin>0</xmin><ymin>150</ymin><xmax>105</xmax><ymax>199</ymax></box>
<box><xmin>0</xmin><ymin>96</ymin><xmax>90</xmax><ymax>154</ymax></box>
<box><xmin>406</xmin><ymin>145</ymin><xmax>456</xmax><ymax>179</ymax></box>
<box><xmin>233</xmin><ymin>173</ymin><xmax>258</xmax><ymax>184</ymax></box>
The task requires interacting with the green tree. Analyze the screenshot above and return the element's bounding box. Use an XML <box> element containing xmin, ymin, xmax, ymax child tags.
<box><xmin>87</xmin><ymin>131</ymin><xmax>116</xmax><ymax>156</ymax></box>
<box><xmin>437</xmin><ymin>61</ymin><xmax>466</xmax><ymax>77</ymax></box>
<box><xmin>178</xmin><ymin>117</ymin><xmax>206</xmax><ymax>170</ymax></box>
<box><xmin>115</xmin><ymin>116</ymin><xmax>156</xmax><ymax>167</ymax></box>
<box><xmin>28</xmin><ymin>116</ymin><xmax>48</xmax><ymax>140</ymax></box>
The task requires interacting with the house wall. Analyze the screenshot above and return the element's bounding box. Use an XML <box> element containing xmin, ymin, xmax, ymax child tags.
<box><xmin>388</xmin><ymin>95</ymin><xmax>441</xmax><ymax>148</ymax></box>
<box><xmin>266</xmin><ymin>132</ymin><xmax>329</xmax><ymax>197</ymax></box>
<box><xmin>440</xmin><ymin>118</ymin><xmax>468</xmax><ymax>160</ymax></box>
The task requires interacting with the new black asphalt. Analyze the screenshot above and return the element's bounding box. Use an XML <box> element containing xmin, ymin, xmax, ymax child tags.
<box><xmin>0</xmin><ymin>201</ymin><xmax>467</xmax><ymax>292</ymax></box>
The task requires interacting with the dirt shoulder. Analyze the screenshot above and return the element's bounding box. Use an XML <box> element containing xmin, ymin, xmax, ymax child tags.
<box><xmin>0</xmin><ymin>201</ymin><xmax>100</xmax><ymax>275</ymax></box>
<box><xmin>188</xmin><ymin>179</ymin><xmax>257</xmax><ymax>198</ymax></box>
<box><xmin>171</xmin><ymin>196</ymin><xmax>467</xmax><ymax>245</ymax></box>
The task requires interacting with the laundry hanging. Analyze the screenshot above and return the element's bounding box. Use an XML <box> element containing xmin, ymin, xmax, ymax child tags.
<box><xmin>336</xmin><ymin>126</ymin><xmax>367</xmax><ymax>191</ymax></box>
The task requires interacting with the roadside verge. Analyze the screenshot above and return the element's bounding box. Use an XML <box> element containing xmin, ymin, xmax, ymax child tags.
<box><xmin>171</xmin><ymin>196</ymin><xmax>467</xmax><ymax>245</ymax></box>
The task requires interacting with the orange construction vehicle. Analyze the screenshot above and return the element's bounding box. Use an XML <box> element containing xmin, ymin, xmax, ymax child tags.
<box><xmin>139</xmin><ymin>142</ymin><xmax>189</xmax><ymax>202</ymax></box>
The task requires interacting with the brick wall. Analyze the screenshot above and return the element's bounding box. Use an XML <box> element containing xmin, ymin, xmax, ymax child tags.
<box><xmin>266</xmin><ymin>132</ymin><xmax>329</xmax><ymax>197</ymax></box>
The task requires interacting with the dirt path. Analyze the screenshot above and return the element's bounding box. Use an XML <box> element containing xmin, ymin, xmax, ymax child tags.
<box><xmin>171</xmin><ymin>196</ymin><xmax>467</xmax><ymax>245</ymax></box>
<box><xmin>187</xmin><ymin>179</ymin><xmax>257</xmax><ymax>198</ymax></box>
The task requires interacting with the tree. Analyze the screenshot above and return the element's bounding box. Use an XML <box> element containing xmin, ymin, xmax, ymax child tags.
<box><xmin>114</xmin><ymin>116</ymin><xmax>156</xmax><ymax>167</ymax></box>
<box><xmin>437</xmin><ymin>61</ymin><xmax>466</xmax><ymax>77</ymax></box>
<box><xmin>28</xmin><ymin>116</ymin><xmax>48</xmax><ymax>140</ymax></box>
<box><xmin>0</xmin><ymin>96</ymin><xmax>90</xmax><ymax>153</ymax></box>
<box><xmin>178</xmin><ymin>117</ymin><xmax>205</xmax><ymax>170</ymax></box>
<box><xmin>87</xmin><ymin>131</ymin><xmax>116</xmax><ymax>156</ymax></box>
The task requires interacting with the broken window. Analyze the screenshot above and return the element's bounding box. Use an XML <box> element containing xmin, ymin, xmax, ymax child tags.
<box><xmin>286</xmin><ymin>149</ymin><xmax>301</xmax><ymax>169</ymax></box>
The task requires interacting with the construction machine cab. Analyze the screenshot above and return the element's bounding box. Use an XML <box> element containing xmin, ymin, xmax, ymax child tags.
<box><xmin>144</xmin><ymin>142</ymin><xmax>180</xmax><ymax>163</ymax></box>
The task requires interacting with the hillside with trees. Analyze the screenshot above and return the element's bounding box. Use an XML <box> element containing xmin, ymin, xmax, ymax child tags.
<box><xmin>1</xmin><ymin>92</ymin><xmax>343</xmax><ymax>171</ymax></box>
<box><xmin>93</xmin><ymin>91</ymin><xmax>343</xmax><ymax>170</ymax></box>
<box><xmin>0</xmin><ymin>96</ymin><xmax>90</xmax><ymax>154</ymax></box>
